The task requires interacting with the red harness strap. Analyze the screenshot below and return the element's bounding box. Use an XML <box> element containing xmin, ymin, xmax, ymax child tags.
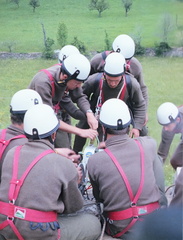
<box><xmin>104</xmin><ymin>139</ymin><xmax>160</xmax><ymax>238</ymax></box>
<box><xmin>98</xmin><ymin>75</ymin><xmax>127</xmax><ymax>107</ymax></box>
<box><xmin>0</xmin><ymin>129</ymin><xmax>26</xmax><ymax>160</ymax></box>
<box><xmin>40</xmin><ymin>65</ymin><xmax>69</xmax><ymax>114</ymax></box>
<box><xmin>0</xmin><ymin>146</ymin><xmax>58</xmax><ymax>240</ymax></box>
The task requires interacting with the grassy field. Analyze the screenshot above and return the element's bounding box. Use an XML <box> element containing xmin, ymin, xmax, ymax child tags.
<box><xmin>0</xmin><ymin>0</ymin><xmax>182</xmax><ymax>186</ymax></box>
<box><xmin>0</xmin><ymin>0</ymin><xmax>183</xmax><ymax>53</ymax></box>
<box><xmin>0</xmin><ymin>56</ymin><xmax>182</xmax><ymax>185</ymax></box>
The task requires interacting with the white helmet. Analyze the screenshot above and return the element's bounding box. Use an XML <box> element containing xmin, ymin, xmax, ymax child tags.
<box><xmin>112</xmin><ymin>34</ymin><xmax>135</xmax><ymax>59</ymax></box>
<box><xmin>10</xmin><ymin>89</ymin><xmax>43</xmax><ymax>114</ymax></box>
<box><xmin>99</xmin><ymin>98</ymin><xmax>131</xmax><ymax>129</ymax></box>
<box><xmin>104</xmin><ymin>52</ymin><xmax>126</xmax><ymax>77</ymax></box>
<box><xmin>157</xmin><ymin>102</ymin><xmax>179</xmax><ymax>125</ymax></box>
<box><xmin>62</xmin><ymin>54</ymin><xmax>91</xmax><ymax>81</ymax></box>
<box><xmin>24</xmin><ymin>104</ymin><xmax>60</xmax><ymax>139</ymax></box>
<box><xmin>58</xmin><ymin>45</ymin><xmax>80</xmax><ymax>63</ymax></box>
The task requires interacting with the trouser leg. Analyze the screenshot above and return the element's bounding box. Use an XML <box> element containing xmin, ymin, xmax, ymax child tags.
<box><xmin>73</xmin><ymin>120</ymin><xmax>89</xmax><ymax>153</ymax></box>
<box><xmin>58</xmin><ymin>213</ymin><xmax>101</xmax><ymax>240</ymax></box>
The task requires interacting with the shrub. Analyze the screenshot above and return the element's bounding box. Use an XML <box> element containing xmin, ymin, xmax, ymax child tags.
<box><xmin>71</xmin><ymin>37</ymin><xmax>87</xmax><ymax>55</ymax></box>
<box><xmin>42</xmin><ymin>38</ymin><xmax>55</xmax><ymax>59</ymax></box>
<box><xmin>154</xmin><ymin>42</ymin><xmax>171</xmax><ymax>56</ymax></box>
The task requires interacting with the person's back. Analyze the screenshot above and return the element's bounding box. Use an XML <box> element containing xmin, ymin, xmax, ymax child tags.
<box><xmin>0</xmin><ymin>104</ymin><xmax>101</xmax><ymax>240</ymax></box>
<box><xmin>0</xmin><ymin>138</ymin><xmax>82</xmax><ymax>239</ymax></box>
<box><xmin>88</xmin><ymin>99</ymin><xmax>162</xmax><ymax>239</ymax></box>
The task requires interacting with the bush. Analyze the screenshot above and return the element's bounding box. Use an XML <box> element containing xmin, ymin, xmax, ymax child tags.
<box><xmin>42</xmin><ymin>38</ymin><xmax>55</xmax><ymax>59</ymax></box>
<box><xmin>154</xmin><ymin>42</ymin><xmax>171</xmax><ymax>56</ymax></box>
<box><xmin>135</xmin><ymin>43</ymin><xmax>145</xmax><ymax>56</ymax></box>
<box><xmin>71</xmin><ymin>37</ymin><xmax>87</xmax><ymax>55</ymax></box>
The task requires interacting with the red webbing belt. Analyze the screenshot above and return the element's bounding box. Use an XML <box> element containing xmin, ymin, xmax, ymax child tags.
<box><xmin>107</xmin><ymin>201</ymin><xmax>160</xmax><ymax>220</ymax></box>
<box><xmin>104</xmin><ymin>140</ymin><xmax>160</xmax><ymax>238</ymax></box>
<box><xmin>0</xmin><ymin>201</ymin><xmax>57</xmax><ymax>222</ymax></box>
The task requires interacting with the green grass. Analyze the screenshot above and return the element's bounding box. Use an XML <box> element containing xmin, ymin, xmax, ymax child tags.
<box><xmin>0</xmin><ymin>0</ymin><xmax>183</xmax><ymax>52</ymax></box>
<box><xmin>0</xmin><ymin>0</ymin><xmax>182</xmax><ymax>186</ymax></box>
<box><xmin>0</xmin><ymin>56</ymin><xmax>182</xmax><ymax>186</ymax></box>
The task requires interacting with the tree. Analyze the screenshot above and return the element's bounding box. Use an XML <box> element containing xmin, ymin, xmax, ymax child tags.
<box><xmin>122</xmin><ymin>0</ymin><xmax>132</xmax><ymax>17</ymax></box>
<box><xmin>89</xmin><ymin>0</ymin><xmax>109</xmax><ymax>17</ymax></box>
<box><xmin>29</xmin><ymin>0</ymin><xmax>40</xmax><ymax>12</ymax></box>
<box><xmin>57</xmin><ymin>22</ymin><xmax>68</xmax><ymax>48</ymax></box>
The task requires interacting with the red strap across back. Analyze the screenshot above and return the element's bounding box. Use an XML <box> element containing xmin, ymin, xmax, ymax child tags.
<box><xmin>104</xmin><ymin>139</ymin><xmax>145</xmax><ymax>237</ymax></box>
<box><xmin>9</xmin><ymin>146</ymin><xmax>54</xmax><ymax>202</ymax></box>
<box><xmin>0</xmin><ymin>129</ymin><xmax>26</xmax><ymax>160</ymax></box>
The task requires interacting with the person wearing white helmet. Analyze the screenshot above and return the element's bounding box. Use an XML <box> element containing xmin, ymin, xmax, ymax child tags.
<box><xmin>0</xmin><ymin>104</ymin><xmax>101</xmax><ymax>240</ymax></box>
<box><xmin>57</xmin><ymin>45</ymin><xmax>87</xmax><ymax>148</ymax></box>
<box><xmin>87</xmin><ymin>98</ymin><xmax>166</xmax><ymax>240</ymax></box>
<box><xmin>90</xmin><ymin>34</ymin><xmax>148</xmax><ymax>119</ymax></box>
<box><xmin>28</xmin><ymin>53</ymin><xmax>98</xmax><ymax>149</ymax></box>
<box><xmin>73</xmin><ymin>52</ymin><xmax>146</xmax><ymax>153</ymax></box>
<box><xmin>0</xmin><ymin>89</ymin><xmax>43</xmax><ymax>180</ymax></box>
<box><xmin>157</xmin><ymin>102</ymin><xmax>183</xmax><ymax>169</ymax></box>
<box><xmin>58</xmin><ymin>44</ymin><xmax>80</xmax><ymax>63</ymax></box>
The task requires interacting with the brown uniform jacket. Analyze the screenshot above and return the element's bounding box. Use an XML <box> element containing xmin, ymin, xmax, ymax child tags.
<box><xmin>0</xmin><ymin>125</ymin><xmax>27</xmax><ymax>181</ymax></box>
<box><xmin>170</xmin><ymin>167</ymin><xmax>183</xmax><ymax>208</ymax></box>
<box><xmin>158</xmin><ymin>106</ymin><xmax>183</xmax><ymax>167</ymax></box>
<box><xmin>88</xmin><ymin>135</ymin><xmax>161</xmax><ymax>236</ymax></box>
<box><xmin>28</xmin><ymin>64</ymin><xmax>91</xmax><ymax>114</ymax></box>
<box><xmin>83</xmin><ymin>73</ymin><xmax>146</xmax><ymax>130</ymax></box>
<box><xmin>90</xmin><ymin>51</ymin><xmax>148</xmax><ymax>108</ymax></box>
<box><xmin>0</xmin><ymin>139</ymin><xmax>83</xmax><ymax>240</ymax></box>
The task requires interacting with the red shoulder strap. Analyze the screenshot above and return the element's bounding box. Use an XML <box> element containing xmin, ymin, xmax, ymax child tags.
<box><xmin>104</xmin><ymin>139</ymin><xmax>145</xmax><ymax>204</ymax></box>
<box><xmin>8</xmin><ymin>146</ymin><xmax>54</xmax><ymax>202</ymax></box>
<box><xmin>39</xmin><ymin>64</ymin><xmax>61</xmax><ymax>98</ymax></box>
<box><xmin>40</xmin><ymin>69</ymin><xmax>55</xmax><ymax>97</ymax></box>
<box><xmin>0</xmin><ymin>129</ymin><xmax>26</xmax><ymax>160</ymax></box>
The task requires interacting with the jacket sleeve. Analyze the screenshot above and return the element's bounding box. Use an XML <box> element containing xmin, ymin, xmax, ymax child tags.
<box><xmin>129</xmin><ymin>57</ymin><xmax>148</xmax><ymax>109</ymax></box>
<box><xmin>158</xmin><ymin>128</ymin><xmax>175</xmax><ymax>163</ymax></box>
<box><xmin>60</xmin><ymin>95</ymin><xmax>86</xmax><ymax>120</ymax></box>
<box><xmin>129</xmin><ymin>76</ymin><xmax>146</xmax><ymax>130</ymax></box>
<box><xmin>170</xmin><ymin>140</ymin><xmax>183</xmax><ymax>169</ymax></box>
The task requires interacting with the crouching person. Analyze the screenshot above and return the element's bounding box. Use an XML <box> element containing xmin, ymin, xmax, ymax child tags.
<box><xmin>88</xmin><ymin>99</ymin><xmax>163</xmax><ymax>240</ymax></box>
<box><xmin>0</xmin><ymin>104</ymin><xmax>101</xmax><ymax>240</ymax></box>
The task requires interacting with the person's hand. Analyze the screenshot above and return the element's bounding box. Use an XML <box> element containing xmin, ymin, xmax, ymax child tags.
<box><xmin>129</xmin><ymin>128</ymin><xmax>140</xmax><ymax>138</ymax></box>
<box><xmin>79</xmin><ymin>128</ymin><xmax>98</xmax><ymax>140</ymax></box>
<box><xmin>86</xmin><ymin>112</ymin><xmax>98</xmax><ymax>130</ymax></box>
<box><xmin>74</xmin><ymin>164</ymin><xmax>83</xmax><ymax>184</ymax></box>
<box><xmin>55</xmin><ymin>148</ymin><xmax>80</xmax><ymax>163</ymax></box>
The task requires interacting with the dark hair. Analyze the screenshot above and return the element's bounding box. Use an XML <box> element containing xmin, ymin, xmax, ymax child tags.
<box><xmin>10</xmin><ymin>113</ymin><xmax>25</xmax><ymax>125</ymax></box>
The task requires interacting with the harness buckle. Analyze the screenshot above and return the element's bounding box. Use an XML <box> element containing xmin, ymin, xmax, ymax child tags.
<box><xmin>131</xmin><ymin>202</ymin><xmax>136</xmax><ymax>207</ymax></box>
<box><xmin>107</xmin><ymin>218</ymin><xmax>113</xmax><ymax>224</ymax></box>
<box><xmin>9</xmin><ymin>199</ymin><xmax>15</xmax><ymax>205</ymax></box>
<box><xmin>7</xmin><ymin>216</ymin><xmax>14</xmax><ymax>221</ymax></box>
